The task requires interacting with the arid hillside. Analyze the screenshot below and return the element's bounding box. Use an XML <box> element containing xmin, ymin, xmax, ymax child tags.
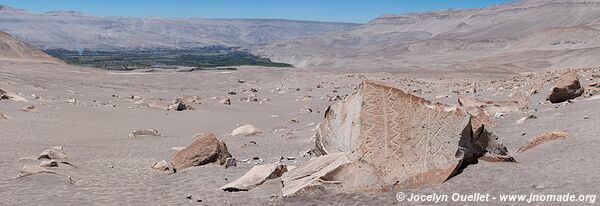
<box><xmin>0</xmin><ymin>30</ymin><xmax>62</xmax><ymax>63</ymax></box>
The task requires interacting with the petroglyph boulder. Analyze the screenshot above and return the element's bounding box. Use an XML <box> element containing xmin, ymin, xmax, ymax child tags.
<box><xmin>286</xmin><ymin>80</ymin><xmax>510</xmax><ymax>196</ymax></box>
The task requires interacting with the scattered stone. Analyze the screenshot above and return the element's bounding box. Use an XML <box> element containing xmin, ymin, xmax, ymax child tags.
<box><xmin>173</xmin><ymin>95</ymin><xmax>201</xmax><ymax>104</ymax></box>
<box><xmin>1</xmin><ymin>92</ymin><xmax>28</xmax><ymax>102</ymax></box>
<box><xmin>171</xmin><ymin>147</ymin><xmax>186</xmax><ymax>151</ymax></box>
<box><xmin>584</xmin><ymin>116</ymin><xmax>589</xmax><ymax>119</ymax></box>
<box><xmin>170</xmin><ymin>134</ymin><xmax>232</xmax><ymax>171</ymax></box>
<box><xmin>221</xmin><ymin>163</ymin><xmax>287</xmax><ymax>192</ymax></box>
<box><xmin>18</xmin><ymin>165</ymin><xmax>74</xmax><ymax>184</ymax></box>
<box><xmin>225</xmin><ymin>158</ymin><xmax>237</xmax><ymax>169</ymax></box>
<box><xmin>228</xmin><ymin>91</ymin><xmax>237</xmax><ymax>95</ymax></box>
<box><xmin>148</xmin><ymin>100</ymin><xmax>170</xmax><ymax>110</ymax></box>
<box><xmin>38</xmin><ymin>146</ymin><xmax>67</xmax><ymax>160</ymax></box>
<box><xmin>458</xmin><ymin>96</ymin><xmax>523</xmax><ymax>116</ymax></box>
<box><xmin>328</xmin><ymin>95</ymin><xmax>343</xmax><ymax>101</ymax></box>
<box><xmin>0</xmin><ymin>112</ymin><xmax>7</xmax><ymax>119</ymax></box>
<box><xmin>168</xmin><ymin>102</ymin><xmax>194</xmax><ymax>111</ymax></box>
<box><xmin>129</xmin><ymin>129</ymin><xmax>161</xmax><ymax>138</ymax></box>
<box><xmin>231</xmin><ymin>124</ymin><xmax>262</xmax><ymax>137</ymax></box>
<box><xmin>40</xmin><ymin>160</ymin><xmax>59</xmax><ymax>167</ymax></box>
<box><xmin>152</xmin><ymin>160</ymin><xmax>173</xmax><ymax>171</ymax></box>
<box><xmin>22</xmin><ymin>105</ymin><xmax>37</xmax><ymax>112</ymax></box>
<box><xmin>547</xmin><ymin>70</ymin><xmax>584</xmax><ymax>103</ymax></box>
<box><xmin>218</xmin><ymin>97</ymin><xmax>231</xmax><ymax>105</ymax></box>
<box><xmin>517</xmin><ymin>131</ymin><xmax>569</xmax><ymax>153</ymax></box>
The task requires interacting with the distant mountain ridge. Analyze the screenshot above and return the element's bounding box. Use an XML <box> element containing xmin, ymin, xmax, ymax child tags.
<box><xmin>256</xmin><ymin>0</ymin><xmax>600</xmax><ymax>72</ymax></box>
<box><xmin>0</xmin><ymin>5</ymin><xmax>358</xmax><ymax>51</ymax></box>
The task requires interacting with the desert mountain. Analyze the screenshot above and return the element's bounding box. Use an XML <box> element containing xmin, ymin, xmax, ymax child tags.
<box><xmin>0</xmin><ymin>5</ymin><xmax>358</xmax><ymax>51</ymax></box>
<box><xmin>256</xmin><ymin>0</ymin><xmax>600</xmax><ymax>72</ymax></box>
<box><xmin>0</xmin><ymin>29</ymin><xmax>62</xmax><ymax>63</ymax></box>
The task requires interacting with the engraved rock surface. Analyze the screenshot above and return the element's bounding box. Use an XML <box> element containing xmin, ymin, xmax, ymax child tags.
<box><xmin>297</xmin><ymin>80</ymin><xmax>510</xmax><ymax>195</ymax></box>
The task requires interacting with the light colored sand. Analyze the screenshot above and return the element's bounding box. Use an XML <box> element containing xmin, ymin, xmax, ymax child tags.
<box><xmin>0</xmin><ymin>62</ymin><xmax>599</xmax><ymax>205</ymax></box>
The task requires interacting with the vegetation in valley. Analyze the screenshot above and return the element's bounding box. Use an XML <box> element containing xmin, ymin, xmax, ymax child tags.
<box><xmin>45</xmin><ymin>46</ymin><xmax>292</xmax><ymax>70</ymax></box>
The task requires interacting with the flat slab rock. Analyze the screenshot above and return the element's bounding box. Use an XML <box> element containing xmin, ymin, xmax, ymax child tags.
<box><xmin>221</xmin><ymin>163</ymin><xmax>287</xmax><ymax>192</ymax></box>
<box><xmin>287</xmin><ymin>80</ymin><xmax>511</xmax><ymax>196</ymax></box>
<box><xmin>281</xmin><ymin>153</ymin><xmax>351</xmax><ymax>197</ymax></box>
<box><xmin>170</xmin><ymin>133</ymin><xmax>232</xmax><ymax>171</ymax></box>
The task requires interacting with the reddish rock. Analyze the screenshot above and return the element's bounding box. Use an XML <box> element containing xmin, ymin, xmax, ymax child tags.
<box><xmin>547</xmin><ymin>70</ymin><xmax>584</xmax><ymax>103</ymax></box>
<box><xmin>170</xmin><ymin>134</ymin><xmax>232</xmax><ymax>171</ymax></box>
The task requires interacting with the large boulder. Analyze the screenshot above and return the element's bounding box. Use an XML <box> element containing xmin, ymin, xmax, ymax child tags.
<box><xmin>170</xmin><ymin>134</ymin><xmax>232</xmax><ymax>171</ymax></box>
<box><xmin>286</xmin><ymin>80</ymin><xmax>510</xmax><ymax>196</ymax></box>
<box><xmin>221</xmin><ymin>163</ymin><xmax>287</xmax><ymax>192</ymax></box>
<box><xmin>547</xmin><ymin>70</ymin><xmax>584</xmax><ymax>103</ymax></box>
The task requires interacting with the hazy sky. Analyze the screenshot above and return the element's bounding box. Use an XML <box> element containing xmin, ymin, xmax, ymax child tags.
<box><xmin>0</xmin><ymin>0</ymin><xmax>513</xmax><ymax>23</ymax></box>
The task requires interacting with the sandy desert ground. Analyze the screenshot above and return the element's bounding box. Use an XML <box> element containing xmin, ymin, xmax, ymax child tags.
<box><xmin>0</xmin><ymin>59</ymin><xmax>599</xmax><ymax>205</ymax></box>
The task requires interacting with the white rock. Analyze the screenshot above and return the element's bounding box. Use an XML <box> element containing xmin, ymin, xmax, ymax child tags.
<box><xmin>231</xmin><ymin>124</ymin><xmax>262</xmax><ymax>137</ymax></box>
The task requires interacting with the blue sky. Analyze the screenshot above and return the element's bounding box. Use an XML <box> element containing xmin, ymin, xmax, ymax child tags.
<box><xmin>0</xmin><ymin>0</ymin><xmax>513</xmax><ymax>23</ymax></box>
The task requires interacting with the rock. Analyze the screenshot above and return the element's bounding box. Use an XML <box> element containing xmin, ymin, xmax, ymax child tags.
<box><xmin>547</xmin><ymin>70</ymin><xmax>584</xmax><ymax>103</ymax></box>
<box><xmin>0</xmin><ymin>112</ymin><xmax>7</xmax><ymax>119</ymax></box>
<box><xmin>225</xmin><ymin>158</ymin><xmax>237</xmax><ymax>169</ymax></box>
<box><xmin>218</xmin><ymin>97</ymin><xmax>231</xmax><ymax>105</ymax></box>
<box><xmin>152</xmin><ymin>160</ymin><xmax>173</xmax><ymax>171</ymax></box>
<box><xmin>18</xmin><ymin>165</ymin><xmax>74</xmax><ymax>184</ymax></box>
<box><xmin>168</xmin><ymin>102</ymin><xmax>192</xmax><ymax>111</ymax></box>
<box><xmin>22</xmin><ymin>105</ymin><xmax>37</xmax><ymax>112</ymax></box>
<box><xmin>517</xmin><ymin>131</ymin><xmax>569</xmax><ymax>153</ymax></box>
<box><xmin>173</xmin><ymin>95</ymin><xmax>201</xmax><ymax>104</ymax></box>
<box><xmin>281</xmin><ymin>153</ymin><xmax>351</xmax><ymax>197</ymax></box>
<box><xmin>458</xmin><ymin>96</ymin><xmax>523</xmax><ymax>116</ymax></box>
<box><xmin>231</xmin><ymin>124</ymin><xmax>262</xmax><ymax>137</ymax></box>
<box><xmin>296</xmin><ymin>80</ymin><xmax>511</xmax><ymax>195</ymax></box>
<box><xmin>38</xmin><ymin>146</ymin><xmax>67</xmax><ymax>160</ymax></box>
<box><xmin>508</xmin><ymin>91</ymin><xmax>530</xmax><ymax>110</ymax></box>
<box><xmin>171</xmin><ymin>147</ymin><xmax>186</xmax><ymax>151</ymax></box>
<box><xmin>128</xmin><ymin>129</ymin><xmax>161</xmax><ymax>138</ymax></box>
<box><xmin>471</xmin><ymin>125</ymin><xmax>514</xmax><ymax>162</ymax></box>
<box><xmin>148</xmin><ymin>100</ymin><xmax>170</xmax><ymax>110</ymax></box>
<box><xmin>40</xmin><ymin>160</ymin><xmax>59</xmax><ymax>167</ymax></box>
<box><xmin>221</xmin><ymin>163</ymin><xmax>287</xmax><ymax>192</ymax></box>
<box><xmin>170</xmin><ymin>134</ymin><xmax>232</xmax><ymax>171</ymax></box>
<box><xmin>1</xmin><ymin>91</ymin><xmax>28</xmax><ymax>102</ymax></box>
